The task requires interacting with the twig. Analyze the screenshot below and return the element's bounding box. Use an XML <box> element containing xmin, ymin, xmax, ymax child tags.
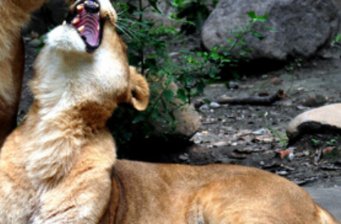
<box><xmin>217</xmin><ymin>89</ymin><xmax>285</xmax><ymax>106</ymax></box>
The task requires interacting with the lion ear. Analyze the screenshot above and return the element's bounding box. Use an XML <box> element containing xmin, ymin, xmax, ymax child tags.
<box><xmin>128</xmin><ymin>67</ymin><xmax>150</xmax><ymax>111</ymax></box>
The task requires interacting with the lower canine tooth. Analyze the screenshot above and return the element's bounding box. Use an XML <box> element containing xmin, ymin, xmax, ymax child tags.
<box><xmin>78</xmin><ymin>25</ymin><xmax>85</xmax><ymax>32</ymax></box>
<box><xmin>72</xmin><ymin>17</ymin><xmax>80</xmax><ymax>25</ymax></box>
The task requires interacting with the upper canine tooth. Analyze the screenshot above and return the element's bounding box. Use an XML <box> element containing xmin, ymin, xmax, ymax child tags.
<box><xmin>78</xmin><ymin>25</ymin><xmax>85</xmax><ymax>32</ymax></box>
<box><xmin>77</xmin><ymin>4</ymin><xmax>84</xmax><ymax>11</ymax></box>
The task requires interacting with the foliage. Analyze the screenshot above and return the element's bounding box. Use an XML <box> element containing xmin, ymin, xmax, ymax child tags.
<box><xmin>269</xmin><ymin>128</ymin><xmax>289</xmax><ymax>148</ymax></box>
<box><xmin>331</xmin><ymin>33</ymin><xmax>341</xmax><ymax>47</ymax></box>
<box><xmin>111</xmin><ymin>1</ymin><xmax>269</xmax><ymax>145</ymax></box>
<box><xmin>171</xmin><ymin>0</ymin><xmax>217</xmax><ymax>34</ymax></box>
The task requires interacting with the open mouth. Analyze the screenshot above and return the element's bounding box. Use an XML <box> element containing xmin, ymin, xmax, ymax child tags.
<box><xmin>66</xmin><ymin>0</ymin><xmax>103</xmax><ymax>52</ymax></box>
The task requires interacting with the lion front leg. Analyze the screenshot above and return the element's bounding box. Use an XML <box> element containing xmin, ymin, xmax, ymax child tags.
<box><xmin>32</xmin><ymin>169</ymin><xmax>112</xmax><ymax>224</ymax></box>
<box><xmin>0</xmin><ymin>170</ymin><xmax>35</xmax><ymax>224</ymax></box>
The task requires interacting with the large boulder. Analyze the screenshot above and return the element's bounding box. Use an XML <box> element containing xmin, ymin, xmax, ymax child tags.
<box><xmin>202</xmin><ymin>0</ymin><xmax>340</xmax><ymax>60</ymax></box>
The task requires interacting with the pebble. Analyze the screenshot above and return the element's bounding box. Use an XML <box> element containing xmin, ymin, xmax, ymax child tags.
<box><xmin>301</xmin><ymin>94</ymin><xmax>327</xmax><ymax>107</ymax></box>
<box><xmin>228</xmin><ymin>81</ymin><xmax>239</xmax><ymax>89</ymax></box>
<box><xmin>276</xmin><ymin>170</ymin><xmax>289</xmax><ymax>176</ymax></box>
<box><xmin>209</xmin><ymin>102</ymin><xmax>221</xmax><ymax>108</ymax></box>
<box><xmin>252</xmin><ymin>128</ymin><xmax>269</xmax><ymax>136</ymax></box>
<box><xmin>199</xmin><ymin>104</ymin><xmax>210</xmax><ymax>112</ymax></box>
<box><xmin>29</xmin><ymin>39</ymin><xmax>42</xmax><ymax>48</ymax></box>
<box><xmin>179</xmin><ymin>153</ymin><xmax>189</xmax><ymax>161</ymax></box>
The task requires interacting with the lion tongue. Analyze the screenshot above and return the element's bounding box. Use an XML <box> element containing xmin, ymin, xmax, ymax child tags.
<box><xmin>79</xmin><ymin>9</ymin><xmax>100</xmax><ymax>49</ymax></box>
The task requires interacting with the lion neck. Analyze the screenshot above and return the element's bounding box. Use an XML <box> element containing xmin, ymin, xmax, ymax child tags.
<box><xmin>22</xmin><ymin>49</ymin><xmax>117</xmax><ymax>190</ymax></box>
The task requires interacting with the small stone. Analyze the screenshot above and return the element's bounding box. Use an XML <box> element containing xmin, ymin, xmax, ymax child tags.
<box><xmin>288</xmin><ymin>152</ymin><xmax>295</xmax><ymax>161</ymax></box>
<box><xmin>271</xmin><ymin>77</ymin><xmax>283</xmax><ymax>85</ymax></box>
<box><xmin>252</xmin><ymin>128</ymin><xmax>270</xmax><ymax>136</ymax></box>
<box><xmin>228</xmin><ymin>81</ymin><xmax>239</xmax><ymax>89</ymax></box>
<box><xmin>213</xmin><ymin>141</ymin><xmax>229</xmax><ymax>147</ymax></box>
<box><xmin>199</xmin><ymin>104</ymin><xmax>210</xmax><ymax>112</ymax></box>
<box><xmin>301</xmin><ymin>94</ymin><xmax>327</xmax><ymax>107</ymax></box>
<box><xmin>179</xmin><ymin>153</ymin><xmax>189</xmax><ymax>161</ymax></box>
<box><xmin>276</xmin><ymin>170</ymin><xmax>289</xmax><ymax>176</ymax></box>
<box><xmin>209</xmin><ymin>102</ymin><xmax>221</xmax><ymax>108</ymax></box>
<box><xmin>29</xmin><ymin>39</ymin><xmax>42</xmax><ymax>48</ymax></box>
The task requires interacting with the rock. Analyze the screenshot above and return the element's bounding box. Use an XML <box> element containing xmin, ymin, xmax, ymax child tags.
<box><xmin>202</xmin><ymin>0</ymin><xmax>340</xmax><ymax>60</ymax></box>
<box><xmin>228</xmin><ymin>81</ymin><xmax>239</xmax><ymax>89</ymax></box>
<box><xmin>300</xmin><ymin>94</ymin><xmax>327</xmax><ymax>107</ymax></box>
<box><xmin>28</xmin><ymin>39</ymin><xmax>43</xmax><ymax>48</ymax></box>
<box><xmin>173</xmin><ymin>103</ymin><xmax>202</xmax><ymax>137</ymax></box>
<box><xmin>153</xmin><ymin>82</ymin><xmax>202</xmax><ymax>139</ymax></box>
<box><xmin>335</xmin><ymin>0</ymin><xmax>341</xmax><ymax>9</ymax></box>
<box><xmin>179</xmin><ymin>153</ymin><xmax>189</xmax><ymax>161</ymax></box>
<box><xmin>271</xmin><ymin>77</ymin><xmax>283</xmax><ymax>86</ymax></box>
<box><xmin>305</xmin><ymin>187</ymin><xmax>341</xmax><ymax>220</ymax></box>
<box><xmin>252</xmin><ymin>128</ymin><xmax>270</xmax><ymax>136</ymax></box>
<box><xmin>287</xmin><ymin>104</ymin><xmax>341</xmax><ymax>140</ymax></box>
<box><xmin>191</xmin><ymin>131</ymin><xmax>222</xmax><ymax>145</ymax></box>
<box><xmin>199</xmin><ymin>104</ymin><xmax>210</xmax><ymax>112</ymax></box>
<box><xmin>209</xmin><ymin>102</ymin><xmax>221</xmax><ymax>108</ymax></box>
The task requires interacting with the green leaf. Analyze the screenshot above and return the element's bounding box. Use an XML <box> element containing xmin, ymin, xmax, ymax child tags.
<box><xmin>148</xmin><ymin>0</ymin><xmax>160</xmax><ymax>12</ymax></box>
<box><xmin>252</xmin><ymin>31</ymin><xmax>265</xmax><ymax>40</ymax></box>
<box><xmin>162</xmin><ymin>89</ymin><xmax>175</xmax><ymax>101</ymax></box>
<box><xmin>247</xmin><ymin>11</ymin><xmax>268</xmax><ymax>23</ymax></box>
<box><xmin>247</xmin><ymin>11</ymin><xmax>257</xmax><ymax>19</ymax></box>
<box><xmin>177</xmin><ymin>89</ymin><xmax>188</xmax><ymax>103</ymax></box>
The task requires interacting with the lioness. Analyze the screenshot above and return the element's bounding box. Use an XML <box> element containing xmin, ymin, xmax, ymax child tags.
<box><xmin>0</xmin><ymin>0</ymin><xmax>339</xmax><ymax>224</ymax></box>
<box><xmin>0</xmin><ymin>0</ymin><xmax>148</xmax><ymax>223</ymax></box>
<box><xmin>0</xmin><ymin>0</ymin><xmax>45</xmax><ymax>147</ymax></box>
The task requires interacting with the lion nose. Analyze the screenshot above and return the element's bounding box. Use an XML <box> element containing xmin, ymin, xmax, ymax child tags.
<box><xmin>84</xmin><ymin>0</ymin><xmax>100</xmax><ymax>13</ymax></box>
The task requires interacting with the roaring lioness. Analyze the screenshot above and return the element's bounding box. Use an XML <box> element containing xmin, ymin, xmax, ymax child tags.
<box><xmin>0</xmin><ymin>0</ymin><xmax>339</xmax><ymax>224</ymax></box>
<box><xmin>0</xmin><ymin>0</ymin><xmax>45</xmax><ymax>147</ymax></box>
<box><xmin>0</xmin><ymin>0</ymin><xmax>148</xmax><ymax>223</ymax></box>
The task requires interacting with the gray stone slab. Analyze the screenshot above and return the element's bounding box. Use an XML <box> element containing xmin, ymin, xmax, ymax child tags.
<box><xmin>305</xmin><ymin>187</ymin><xmax>341</xmax><ymax>221</ymax></box>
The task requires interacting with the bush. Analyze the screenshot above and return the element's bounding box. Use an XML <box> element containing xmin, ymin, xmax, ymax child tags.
<box><xmin>111</xmin><ymin>1</ymin><xmax>268</xmax><ymax>147</ymax></box>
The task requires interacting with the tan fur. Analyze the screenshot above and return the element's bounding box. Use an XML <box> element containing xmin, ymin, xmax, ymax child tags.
<box><xmin>0</xmin><ymin>1</ymin><xmax>339</xmax><ymax>224</ymax></box>
<box><xmin>0</xmin><ymin>1</ymin><xmax>149</xmax><ymax>223</ymax></box>
<box><xmin>0</xmin><ymin>0</ymin><xmax>45</xmax><ymax>147</ymax></box>
<box><xmin>99</xmin><ymin>160</ymin><xmax>340</xmax><ymax>224</ymax></box>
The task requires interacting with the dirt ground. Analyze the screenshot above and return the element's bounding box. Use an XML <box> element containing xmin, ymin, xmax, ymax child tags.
<box><xmin>181</xmin><ymin>57</ymin><xmax>341</xmax><ymax>188</ymax></box>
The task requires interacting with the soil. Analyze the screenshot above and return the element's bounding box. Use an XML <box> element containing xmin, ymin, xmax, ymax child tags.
<box><xmin>20</xmin><ymin>37</ymin><xmax>341</xmax><ymax>188</ymax></box>
<box><xmin>182</xmin><ymin>57</ymin><xmax>341</xmax><ymax>188</ymax></box>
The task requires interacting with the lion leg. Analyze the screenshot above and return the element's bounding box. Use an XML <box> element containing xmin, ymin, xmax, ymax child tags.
<box><xmin>0</xmin><ymin>37</ymin><xmax>24</xmax><ymax>148</ymax></box>
<box><xmin>32</xmin><ymin>168</ymin><xmax>112</xmax><ymax>224</ymax></box>
<box><xmin>0</xmin><ymin>171</ymin><xmax>35</xmax><ymax>224</ymax></box>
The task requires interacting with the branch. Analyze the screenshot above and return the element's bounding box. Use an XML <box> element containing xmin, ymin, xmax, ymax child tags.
<box><xmin>217</xmin><ymin>89</ymin><xmax>285</xmax><ymax>106</ymax></box>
